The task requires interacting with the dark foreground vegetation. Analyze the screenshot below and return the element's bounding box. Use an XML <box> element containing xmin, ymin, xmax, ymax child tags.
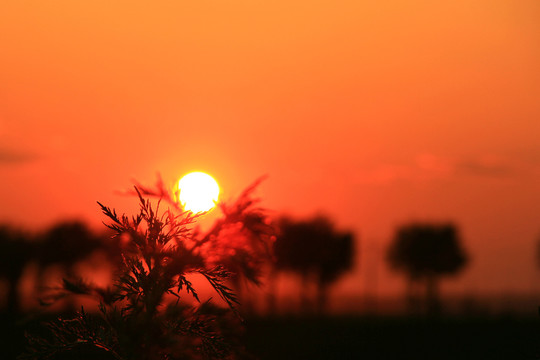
<box><xmin>1</xmin><ymin>311</ymin><xmax>539</xmax><ymax>359</ymax></box>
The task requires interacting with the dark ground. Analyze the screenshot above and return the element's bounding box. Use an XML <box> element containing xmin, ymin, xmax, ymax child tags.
<box><xmin>242</xmin><ymin>315</ymin><xmax>540</xmax><ymax>360</ymax></box>
<box><xmin>2</xmin><ymin>312</ymin><xmax>539</xmax><ymax>359</ymax></box>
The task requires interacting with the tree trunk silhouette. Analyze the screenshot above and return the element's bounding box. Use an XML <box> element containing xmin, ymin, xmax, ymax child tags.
<box><xmin>7</xmin><ymin>276</ymin><xmax>20</xmax><ymax>313</ymax></box>
<box><xmin>232</xmin><ymin>276</ymin><xmax>254</xmax><ymax>315</ymax></box>
<box><xmin>316</xmin><ymin>281</ymin><xmax>328</xmax><ymax>314</ymax></box>
<box><xmin>266</xmin><ymin>269</ymin><xmax>278</xmax><ymax>315</ymax></box>
<box><xmin>426</xmin><ymin>274</ymin><xmax>441</xmax><ymax>315</ymax></box>
<box><xmin>406</xmin><ymin>279</ymin><xmax>416</xmax><ymax>314</ymax></box>
<box><xmin>300</xmin><ymin>273</ymin><xmax>311</xmax><ymax>314</ymax></box>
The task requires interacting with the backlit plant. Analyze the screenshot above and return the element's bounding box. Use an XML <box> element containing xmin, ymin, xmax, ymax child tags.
<box><xmin>22</xmin><ymin>177</ymin><xmax>273</xmax><ymax>360</ymax></box>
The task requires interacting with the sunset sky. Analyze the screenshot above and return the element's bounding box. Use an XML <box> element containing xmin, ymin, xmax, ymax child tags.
<box><xmin>1</xmin><ymin>1</ymin><xmax>539</xmax><ymax>299</ymax></box>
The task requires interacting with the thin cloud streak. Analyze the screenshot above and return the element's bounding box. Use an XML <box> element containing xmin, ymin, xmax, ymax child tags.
<box><xmin>0</xmin><ymin>148</ymin><xmax>38</xmax><ymax>165</ymax></box>
<box><xmin>352</xmin><ymin>154</ymin><xmax>538</xmax><ymax>185</ymax></box>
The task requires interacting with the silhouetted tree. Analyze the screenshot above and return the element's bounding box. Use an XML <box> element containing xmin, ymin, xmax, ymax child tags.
<box><xmin>273</xmin><ymin>215</ymin><xmax>355</xmax><ymax>313</ymax></box>
<box><xmin>34</xmin><ymin>221</ymin><xmax>113</xmax><ymax>302</ymax></box>
<box><xmin>387</xmin><ymin>223</ymin><xmax>468</xmax><ymax>314</ymax></box>
<box><xmin>0</xmin><ymin>225</ymin><xmax>32</xmax><ymax>313</ymax></box>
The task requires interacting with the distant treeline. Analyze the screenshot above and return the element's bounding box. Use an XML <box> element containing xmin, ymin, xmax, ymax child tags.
<box><xmin>0</xmin><ymin>217</ymin><xmax>469</xmax><ymax>316</ymax></box>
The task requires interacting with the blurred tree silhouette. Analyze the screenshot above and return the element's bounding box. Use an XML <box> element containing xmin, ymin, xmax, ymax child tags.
<box><xmin>38</xmin><ymin>221</ymin><xmax>104</xmax><ymax>266</ymax></box>
<box><xmin>273</xmin><ymin>216</ymin><xmax>354</xmax><ymax>313</ymax></box>
<box><xmin>387</xmin><ymin>223</ymin><xmax>468</xmax><ymax>315</ymax></box>
<box><xmin>0</xmin><ymin>225</ymin><xmax>32</xmax><ymax>313</ymax></box>
<box><xmin>0</xmin><ymin>222</ymin><xmax>115</xmax><ymax>313</ymax></box>
<box><xmin>34</xmin><ymin>221</ymin><xmax>118</xmax><ymax>305</ymax></box>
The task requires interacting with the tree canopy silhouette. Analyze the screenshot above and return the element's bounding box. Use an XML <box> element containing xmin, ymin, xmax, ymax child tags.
<box><xmin>387</xmin><ymin>223</ymin><xmax>468</xmax><ymax>314</ymax></box>
<box><xmin>37</xmin><ymin>221</ymin><xmax>108</xmax><ymax>267</ymax></box>
<box><xmin>273</xmin><ymin>215</ymin><xmax>355</xmax><ymax>313</ymax></box>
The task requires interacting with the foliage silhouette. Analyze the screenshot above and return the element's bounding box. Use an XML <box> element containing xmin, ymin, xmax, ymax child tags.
<box><xmin>22</xmin><ymin>178</ymin><xmax>271</xmax><ymax>360</ymax></box>
<box><xmin>272</xmin><ymin>215</ymin><xmax>354</xmax><ymax>313</ymax></box>
<box><xmin>197</xmin><ymin>178</ymin><xmax>275</xmax><ymax>309</ymax></box>
<box><xmin>387</xmin><ymin>223</ymin><xmax>468</xmax><ymax>314</ymax></box>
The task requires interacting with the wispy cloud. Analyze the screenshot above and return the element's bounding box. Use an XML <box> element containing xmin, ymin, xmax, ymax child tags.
<box><xmin>0</xmin><ymin>147</ymin><xmax>38</xmax><ymax>165</ymax></box>
<box><xmin>456</xmin><ymin>156</ymin><xmax>515</xmax><ymax>177</ymax></box>
<box><xmin>353</xmin><ymin>153</ymin><xmax>453</xmax><ymax>184</ymax></box>
<box><xmin>354</xmin><ymin>153</ymin><xmax>535</xmax><ymax>185</ymax></box>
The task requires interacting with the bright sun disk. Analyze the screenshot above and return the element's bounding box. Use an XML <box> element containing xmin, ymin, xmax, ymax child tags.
<box><xmin>177</xmin><ymin>172</ymin><xmax>220</xmax><ymax>213</ymax></box>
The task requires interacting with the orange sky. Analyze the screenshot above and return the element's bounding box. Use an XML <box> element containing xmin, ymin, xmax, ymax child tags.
<box><xmin>1</xmin><ymin>1</ymin><xmax>540</xmax><ymax>298</ymax></box>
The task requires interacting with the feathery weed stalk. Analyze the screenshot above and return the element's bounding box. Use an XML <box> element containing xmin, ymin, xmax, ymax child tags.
<box><xmin>22</xmin><ymin>178</ymin><xmax>274</xmax><ymax>360</ymax></box>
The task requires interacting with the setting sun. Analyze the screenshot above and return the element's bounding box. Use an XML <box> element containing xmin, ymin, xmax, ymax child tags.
<box><xmin>177</xmin><ymin>172</ymin><xmax>220</xmax><ymax>213</ymax></box>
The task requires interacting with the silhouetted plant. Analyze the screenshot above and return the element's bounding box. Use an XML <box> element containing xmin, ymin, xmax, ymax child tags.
<box><xmin>22</xmin><ymin>178</ymin><xmax>271</xmax><ymax>359</ymax></box>
<box><xmin>272</xmin><ymin>215</ymin><xmax>354</xmax><ymax>313</ymax></box>
<box><xmin>387</xmin><ymin>223</ymin><xmax>468</xmax><ymax>315</ymax></box>
<box><xmin>199</xmin><ymin>178</ymin><xmax>275</xmax><ymax>309</ymax></box>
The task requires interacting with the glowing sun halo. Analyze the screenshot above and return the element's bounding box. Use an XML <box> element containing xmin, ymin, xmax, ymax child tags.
<box><xmin>177</xmin><ymin>172</ymin><xmax>220</xmax><ymax>213</ymax></box>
